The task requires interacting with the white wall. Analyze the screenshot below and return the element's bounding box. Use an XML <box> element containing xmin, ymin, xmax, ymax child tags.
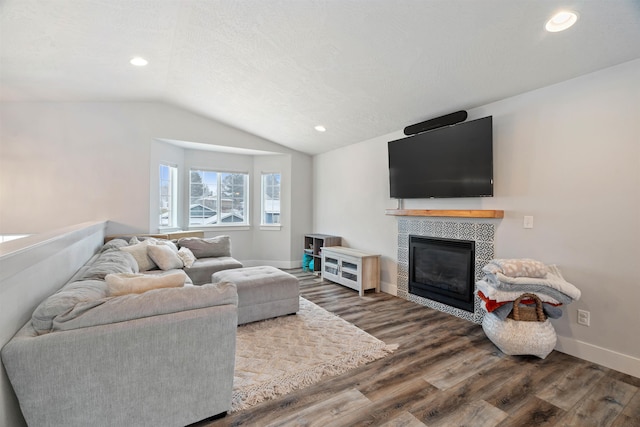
<box><xmin>0</xmin><ymin>102</ymin><xmax>312</xmax><ymax>266</ymax></box>
<box><xmin>0</xmin><ymin>101</ymin><xmax>298</xmax><ymax>234</ymax></box>
<box><xmin>0</xmin><ymin>103</ymin><xmax>151</xmax><ymax>234</ymax></box>
<box><xmin>289</xmin><ymin>152</ymin><xmax>314</xmax><ymax>268</ymax></box>
<box><xmin>313</xmin><ymin>59</ymin><xmax>640</xmax><ymax>376</ymax></box>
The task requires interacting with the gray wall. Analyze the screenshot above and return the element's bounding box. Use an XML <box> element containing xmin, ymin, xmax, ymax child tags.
<box><xmin>313</xmin><ymin>59</ymin><xmax>640</xmax><ymax>377</ymax></box>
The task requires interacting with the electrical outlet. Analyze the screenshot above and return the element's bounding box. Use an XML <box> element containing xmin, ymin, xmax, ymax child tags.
<box><xmin>577</xmin><ymin>309</ymin><xmax>590</xmax><ymax>326</ymax></box>
<box><xmin>524</xmin><ymin>216</ymin><xmax>534</xmax><ymax>229</ymax></box>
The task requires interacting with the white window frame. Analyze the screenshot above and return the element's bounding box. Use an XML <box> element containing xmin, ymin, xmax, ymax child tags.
<box><xmin>159</xmin><ymin>163</ymin><xmax>178</xmax><ymax>229</ymax></box>
<box><xmin>189</xmin><ymin>168</ymin><xmax>249</xmax><ymax>228</ymax></box>
<box><xmin>261</xmin><ymin>172</ymin><xmax>281</xmax><ymax>229</ymax></box>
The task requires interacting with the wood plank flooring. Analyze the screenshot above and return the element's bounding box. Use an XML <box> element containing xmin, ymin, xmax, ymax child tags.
<box><xmin>198</xmin><ymin>269</ymin><xmax>640</xmax><ymax>427</ymax></box>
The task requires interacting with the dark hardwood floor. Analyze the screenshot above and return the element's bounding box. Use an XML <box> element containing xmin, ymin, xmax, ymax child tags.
<box><xmin>201</xmin><ymin>269</ymin><xmax>640</xmax><ymax>427</ymax></box>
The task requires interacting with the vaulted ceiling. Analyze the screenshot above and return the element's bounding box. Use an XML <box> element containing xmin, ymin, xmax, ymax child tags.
<box><xmin>2</xmin><ymin>1</ymin><xmax>640</xmax><ymax>155</ymax></box>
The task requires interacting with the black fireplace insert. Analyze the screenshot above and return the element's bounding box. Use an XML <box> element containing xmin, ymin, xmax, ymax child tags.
<box><xmin>409</xmin><ymin>235</ymin><xmax>475</xmax><ymax>312</ymax></box>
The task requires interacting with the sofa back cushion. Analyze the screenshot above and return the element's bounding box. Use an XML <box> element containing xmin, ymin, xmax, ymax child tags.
<box><xmin>100</xmin><ymin>238</ymin><xmax>129</xmax><ymax>252</ymax></box>
<box><xmin>76</xmin><ymin>250</ymin><xmax>139</xmax><ymax>281</ymax></box>
<box><xmin>31</xmin><ymin>280</ymin><xmax>108</xmax><ymax>334</ymax></box>
<box><xmin>178</xmin><ymin>235</ymin><xmax>231</xmax><ymax>258</ymax></box>
<box><xmin>31</xmin><ymin>248</ymin><xmax>139</xmax><ymax>334</ymax></box>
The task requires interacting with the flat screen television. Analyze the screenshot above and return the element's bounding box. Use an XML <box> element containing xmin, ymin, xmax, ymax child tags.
<box><xmin>388</xmin><ymin>116</ymin><xmax>493</xmax><ymax>199</ymax></box>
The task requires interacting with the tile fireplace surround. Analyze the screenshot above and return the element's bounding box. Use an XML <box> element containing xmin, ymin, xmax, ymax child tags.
<box><xmin>396</xmin><ymin>217</ymin><xmax>499</xmax><ymax>324</ymax></box>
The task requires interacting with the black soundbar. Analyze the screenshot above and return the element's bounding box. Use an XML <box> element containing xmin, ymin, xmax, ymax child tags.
<box><xmin>403</xmin><ymin>110</ymin><xmax>468</xmax><ymax>136</ymax></box>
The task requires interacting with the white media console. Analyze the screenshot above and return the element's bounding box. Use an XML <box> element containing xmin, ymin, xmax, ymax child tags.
<box><xmin>321</xmin><ymin>246</ymin><xmax>380</xmax><ymax>297</ymax></box>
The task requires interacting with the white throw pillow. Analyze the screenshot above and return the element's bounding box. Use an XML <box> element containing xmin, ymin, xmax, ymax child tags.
<box><xmin>156</xmin><ymin>239</ymin><xmax>179</xmax><ymax>252</ymax></box>
<box><xmin>147</xmin><ymin>244</ymin><xmax>184</xmax><ymax>270</ymax></box>
<box><xmin>120</xmin><ymin>240</ymin><xmax>157</xmax><ymax>271</ymax></box>
<box><xmin>177</xmin><ymin>247</ymin><xmax>196</xmax><ymax>268</ymax></box>
<box><xmin>105</xmin><ymin>272</ymin><xmax>186</xmax><ymax>296</ymax></box>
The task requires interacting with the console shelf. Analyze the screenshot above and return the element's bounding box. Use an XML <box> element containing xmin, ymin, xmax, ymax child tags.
<box><xmin>304</xmin><ymin>234</ymin><xmax>341</xmax><ymax>273</ymax></box>
<box><xmin>385</xmin><ymin>209</ymin><xmax>504</xmax><ymax>219</ymax></box>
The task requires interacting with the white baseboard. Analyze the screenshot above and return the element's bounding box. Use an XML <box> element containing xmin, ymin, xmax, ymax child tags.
<box><xmin>555</xmin><ymin>335</ymin><xmax>640</xmax><ymax>378</ymax></box>
<box><xmin>380</xmin><ymin>280</ymin><xmax>397</xmax><ymax>296</ymax></box>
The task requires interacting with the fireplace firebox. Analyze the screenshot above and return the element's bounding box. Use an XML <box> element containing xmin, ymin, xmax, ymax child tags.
<box><xmin>409</xmin><ymin>235</ymin><xmax>475</xmax><ymax>312</ymax></box>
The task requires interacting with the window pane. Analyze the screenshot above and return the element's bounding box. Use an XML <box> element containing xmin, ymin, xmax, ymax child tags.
<box><xmin>159</xmin><ymin>164</ymin><xmax>177</xmax><ymax>228</ymax></box>
<box><xmin>220</xmin><ymin>173</ymin><xmax>246</xmax><ymax>223</ymax></box>
<box><xmin>262</xmin><ymin>173</ymin><xmax>281</xmax><ymax>225</ymax></box>
<box><xmin>190</xmin><ymin>170</ymin><xmax>214</xmax><ymax>225</ymax></box>
<box><xmin>190</xmin><ymin>169</ymin><xmax>248</xmax><ymax>225</ymax></box>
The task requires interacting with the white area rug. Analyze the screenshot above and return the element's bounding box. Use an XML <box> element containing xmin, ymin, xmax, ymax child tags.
<box><xmin>231</xmin><ymin>297</ymin><xmax>398</xmax><ymax>412</ymax></box>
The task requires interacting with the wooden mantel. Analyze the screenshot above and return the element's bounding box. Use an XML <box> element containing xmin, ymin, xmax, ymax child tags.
<box><xmin>385</xmin><ymin>209</ymin><xmax>504</xmax><ymax>219</ymax></box>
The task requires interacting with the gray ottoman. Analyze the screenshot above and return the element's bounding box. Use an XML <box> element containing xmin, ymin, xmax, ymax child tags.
<box><xmin>211</xmin><ymin>266</ymin><xmax>299</xmax><ymax>325</ymax></box>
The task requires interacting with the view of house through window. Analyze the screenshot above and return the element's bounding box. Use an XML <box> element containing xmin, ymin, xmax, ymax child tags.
<box><xmin>159</xmin><ymin>164</ymin><xmax>178</xmax><ymax>228</ymax></box>
<box><xmin>190</xmin><ymin>169</ymin><xmax>248</xmax><ymax>226</ymax></box>
<box><xmin>261</xmin><ymin>173</ymin><xmax>281</xmax><ymax>225</ymax></box>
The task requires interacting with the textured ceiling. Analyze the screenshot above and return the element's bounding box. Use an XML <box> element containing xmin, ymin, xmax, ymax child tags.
<box><xmin>2</xmin><ymin>0</ymin><xmax>640</xmax><ymax>155</ymax></box>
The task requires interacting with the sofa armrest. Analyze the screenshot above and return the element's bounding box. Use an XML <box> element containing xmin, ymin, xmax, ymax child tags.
<box><xmin>2</xmin><ymin>302</ymin><xmax>237</xmax><ymax>427</ymax></box>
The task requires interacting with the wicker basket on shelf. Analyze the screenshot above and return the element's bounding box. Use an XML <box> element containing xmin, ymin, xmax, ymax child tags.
<box><xmin>507</xmin><ymin>293</ymin><xmax>546</xmax><ymax>322</ymax></box>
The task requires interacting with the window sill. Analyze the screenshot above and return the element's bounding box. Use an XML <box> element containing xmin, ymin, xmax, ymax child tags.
<box><xmin>158</xmin><ymin>227</ymin><xmax>181</xmax><ymax>233</ymax></box>
<box><xmin>188</xmin><ymin>225</ymin><xmax>251</xmax><ymax>232</ymax></box>
<box><xmin>260</xmin><ymin>225</ymin><xmax>282</xmax><ymax>231</ymax></box>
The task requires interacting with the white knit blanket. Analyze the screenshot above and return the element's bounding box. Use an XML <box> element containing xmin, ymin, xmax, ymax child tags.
<box><xmin>483</xmin><ymin>265</ymin><xmax>581</xmax><ymax>301</ymax></box>
<box><xmin>482</xmin><ymin>258</ymin><xmax>547</xmax><ymax>278</ymax></box>
<box><xmin>476</xmin><ymin>280</ymin><xmax>562</xmax><ymax>305</ymax></box>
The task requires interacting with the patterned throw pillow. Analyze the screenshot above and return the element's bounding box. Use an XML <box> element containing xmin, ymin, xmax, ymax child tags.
<box><xmin>177</xmin><ymin>247</ymin><xmax>196</xmax><ymax>268</ymax></box>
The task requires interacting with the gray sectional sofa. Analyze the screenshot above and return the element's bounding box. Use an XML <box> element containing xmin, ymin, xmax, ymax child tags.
<box><xmin>1</xmin><ymin>235</ymin><xmax>244</xmax><ymax>427</ymax></box>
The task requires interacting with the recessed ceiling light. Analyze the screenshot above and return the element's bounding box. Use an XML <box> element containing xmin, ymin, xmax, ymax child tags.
<box><xmin>314</xmin><ymin>125</ymin><xmax>326</xmax><ymax>132</ymax></box>
<box><xmin>545</xmin><ymin>11</ymin><xmax>578</xmax><ymax>32</ymax></box>
<box><xmin>130</xmin><ymin>56</ymin><xmax>148</xmax><ymax>66</ymax></box>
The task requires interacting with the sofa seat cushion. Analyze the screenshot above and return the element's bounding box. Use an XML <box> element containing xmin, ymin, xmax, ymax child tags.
<box><xmin>184</xmin><ymin>257</ymin><xmax>243</xmax><ymax>285</ymax></box>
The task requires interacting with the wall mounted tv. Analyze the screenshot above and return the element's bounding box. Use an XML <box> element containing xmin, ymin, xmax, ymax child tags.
<box><xmin>388</xmin><ymin>116</ymin><xmax>493</xmax><ymax>199</ymax></box>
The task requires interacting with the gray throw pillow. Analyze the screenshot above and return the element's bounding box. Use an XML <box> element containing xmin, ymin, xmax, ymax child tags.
<box><xmin>101</xmin><ymin>239</ymin><xmax>129</xmax><ymax>252</ymax></box>
<box><xmin>77</xmin><ymin>250</ymin><xmax>139</xmax><ymax>280</ymax></box>
<box><xmin>178</xmin><ymin>235</ymin><xmax>231</xmax><ymax>258</ymax></box>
